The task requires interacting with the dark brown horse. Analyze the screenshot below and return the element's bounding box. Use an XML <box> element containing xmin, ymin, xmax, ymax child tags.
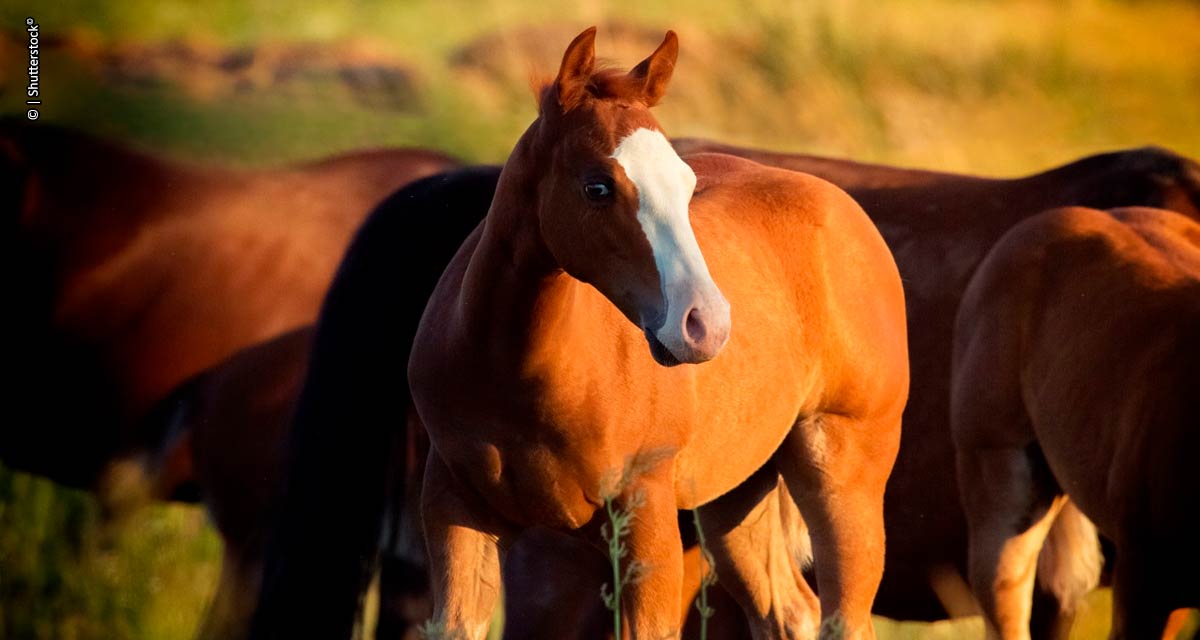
<box><xmin>951</xmin><ymin>206</ymin><xmax>1200</xmax><ymax>639</ymax></box>
<box><xmin>2</xmin><ymin>119</ymin><xmax>458</xmax><ymax>492</ymax></box>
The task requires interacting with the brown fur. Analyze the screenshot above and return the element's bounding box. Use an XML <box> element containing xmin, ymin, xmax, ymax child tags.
<box><xmin>951</xmin><ymin>206</ymin><xmax>1200</xmax><ymax>639</ymax></box>
<box><xmin>409</xmin><ymin>29</ymin><xmax>908</xmax><ymax>639</ymax></box>
<box><xmin>3</xmin><ymin>120</ymin><xmax>458</xmax><ymax>489</ymax></box>
<box><xmin>187</xmin><ymin>329</ymin><xmax>312</xmax><ymax>640</ymax></box>
<box><xmin>160</xmin><ymin>137</ymin><xmax>1200</xmax><ymax>637</ymax></box>
<box><xmin>673</xmin><ymin>137</ymin><xmax>1200</xmax><ymax>630</ymax></box>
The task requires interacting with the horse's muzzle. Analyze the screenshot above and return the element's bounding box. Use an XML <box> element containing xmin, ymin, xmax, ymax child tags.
<box><xmin>646</xmin><ymin>291</ymin><xmax>731</xmax><ymax>365</ymax></box>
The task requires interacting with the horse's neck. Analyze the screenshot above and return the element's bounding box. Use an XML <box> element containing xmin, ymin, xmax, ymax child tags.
<box><xmin>456</xmin><ymin>191</ymin><xmax>584</xmax><ymax>367</ymax></box>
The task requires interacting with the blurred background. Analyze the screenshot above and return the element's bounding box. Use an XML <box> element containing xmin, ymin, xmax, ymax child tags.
<box><xmin>1</xmin><ymin>1</ymin><xmax>1198</xmax><ymax>638</ymax></box>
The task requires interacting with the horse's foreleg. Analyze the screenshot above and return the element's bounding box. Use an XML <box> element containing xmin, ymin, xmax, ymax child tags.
<box><xmin>697</xmin><ymin>463</ymin><xmax>819</xmax><ymax>639</ymax></box>
<box><xmin>956</xmin><ymin>445</ymin><xmax>1063</xmax><ymax>640</ymax></box>
<box><xmin>421</xmin><ymin>452</ymin><xmax>507</xmax><ymax>640</ymax></box>
<box><xmin>618</xmin><ymin>465</ymin><xmax>685</xmax><ymax>639</ymax></box>
<box><xmin>777</xmin><ymin>413</ymin><xmax>900</xmax><ymax>640</ymax></box>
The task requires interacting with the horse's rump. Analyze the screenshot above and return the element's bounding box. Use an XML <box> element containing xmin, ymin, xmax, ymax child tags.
<box><xmin>952</xmin><ymin>205</ymin><xmax>1200</xmax><ymax>635</ymax></box>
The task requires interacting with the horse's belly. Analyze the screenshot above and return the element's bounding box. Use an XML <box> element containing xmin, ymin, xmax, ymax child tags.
<box><xmin>672</xmin><ymin>362</ymin><xmax>814</xmax><ymax>508</ymax></box>
<box><xmin>672</xmin><ymin>410</ymin><xmax>801</xmax><ymax>508</ymax></box>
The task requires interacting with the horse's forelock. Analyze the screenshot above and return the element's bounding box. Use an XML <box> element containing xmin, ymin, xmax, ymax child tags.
<box><xmin>534</xmin><ymin>67</ymin><xmax>650</xmax><ymax>115</ymax></box>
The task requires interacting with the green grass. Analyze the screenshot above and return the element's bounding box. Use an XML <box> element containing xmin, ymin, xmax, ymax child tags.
<box><xmin>0</xmin><ymin>464</ymin><xmax>220</xmax><ymax>640</ymax></box>
<box><xmin>2</xmin><ymin>1</ymin><xmax>1199</xmax><ymax>637</ymax></box>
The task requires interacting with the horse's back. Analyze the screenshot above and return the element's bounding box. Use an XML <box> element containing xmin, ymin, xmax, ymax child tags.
<box><xmin>961</xmin><ymin>205</ymin><xmax>1200</xmax><ymax>335</ymax></box>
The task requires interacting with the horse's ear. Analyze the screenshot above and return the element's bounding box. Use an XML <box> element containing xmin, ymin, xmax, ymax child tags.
<box><xmin>555</xmin><ymin>27</ymin><xmax>597</xmax><ymax>112</ymax></box>
<box><xmin>628</xmin><ymin>31</ymin><xmax>678</xmax><ymax>107</ymax></box>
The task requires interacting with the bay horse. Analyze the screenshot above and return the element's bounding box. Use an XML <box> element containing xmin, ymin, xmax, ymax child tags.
<box><xmin>951</xmin><ymin>206</ymin><xmax>1200</xmax><ymax>639</ymax></box>
<box><xmin>1</xmin><ymin>119</ymin><xmax>458</xmax><ymax>493</ymax></box>
<box><xmin>407</xmin><ymin>28</ymin><xmax>908</xmax><ymax>639</ymax></box>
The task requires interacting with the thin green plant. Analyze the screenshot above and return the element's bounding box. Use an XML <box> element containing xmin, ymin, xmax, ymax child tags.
<box><xmin>690</xmin><ymin>508</ymin><xmax>717</xmax><ymax>640</ymax></box>
<box><xmin>599</xmin><ymin>488</ymin><xmax>648</xmax><ymax>639</ymax></box>
<box><xmin>597</xmin><ymin>450</ymin><xmax>674</xmax><ymax>638</ymax></box>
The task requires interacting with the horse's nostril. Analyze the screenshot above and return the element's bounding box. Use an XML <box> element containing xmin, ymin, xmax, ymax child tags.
<box><xmin>686</xmin><ymin>308</ymin><xmax>706</xmax><ymax>343</ymax></box>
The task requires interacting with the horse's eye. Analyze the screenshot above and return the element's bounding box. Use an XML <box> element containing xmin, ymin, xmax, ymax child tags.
<box><xmin>583</xmin><ymin>181</ymin><xmax>613</xmax><ymax>202</ymax></box>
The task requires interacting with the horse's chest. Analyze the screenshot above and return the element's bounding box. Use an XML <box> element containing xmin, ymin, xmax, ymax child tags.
<box><xmin>415</xmin><ymin>369</ymin><xmax>621</xmax><ymax>529</ymax></box>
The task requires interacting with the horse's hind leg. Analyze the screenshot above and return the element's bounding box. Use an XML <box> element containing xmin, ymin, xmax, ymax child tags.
<box><xmin>775</xmin><ymin>413</ymin><xmax>901</xmax><ymax>640</ymax></box>
<box><xmin>951</xmin><ymin>304</ymin><xmax>1079</xmax><ymax>640</ymax></box>
<box><xmin>1109</xmin><ymin>545</ymin><xmax>1175</xmax><ymax>640</ymax></box>
<box><xmin>956</xmin><ymin>442</ymin><xmax>1065</xmax><ymax>640</ymax></box>
<box><xmin>697</xmin><ymin>462</ymin><xmax>819</xmax><ymax>639</ymax></box>
<box><xmin>1029</xmin><ymin>501</ymin><xmax>1102</xmax><ymax>640</ymax></box>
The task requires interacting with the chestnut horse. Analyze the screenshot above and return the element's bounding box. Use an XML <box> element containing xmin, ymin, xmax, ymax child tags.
<box><xmin>407</xmin><ymin>28</ymin><xmax>907</xmax><ymax>639</ymax></box>
<box><xmin>2</xmin><ymin>119</ymin><xmax>457</xmax><ymax>492</ymax></box>
<box><xmin>951</xmin><ymin>206</ymin><xmax>1200</xmax><ymax>639</ymax></box>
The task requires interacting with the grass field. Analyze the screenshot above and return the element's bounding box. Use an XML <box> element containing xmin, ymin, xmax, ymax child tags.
<box><xmin>2</xmin><ymin>0</ymin><xmax>1199</xmax><ymax>638</ymax></box>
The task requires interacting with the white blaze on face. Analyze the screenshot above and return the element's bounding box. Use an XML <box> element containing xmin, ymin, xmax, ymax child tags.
<box><xmin>611</xmin><ymin>127</ymin><xmax>727</xmax><ymax>358</ymax></box>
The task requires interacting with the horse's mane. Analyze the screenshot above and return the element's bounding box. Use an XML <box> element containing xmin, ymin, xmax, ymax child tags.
<box><xmin>0</xmin><ymin>117</ymin><xmax>123</xmax><ymax>160</ymax></box>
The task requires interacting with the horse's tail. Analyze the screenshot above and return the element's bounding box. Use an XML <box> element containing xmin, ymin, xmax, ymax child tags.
<box><xmin>249</xmin><ymin>166</ymin><xmax>498</xmax><ymax>640</ymax></box>
<box><xmin>1036</xmin><ymin>500</ymin><xmax>1102</xmax><ymax>614</ymax></box>
<box><xmin>776</xmin><ymin>477</ymin><xmax>814</xmax><ymax>571</ymax></box>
